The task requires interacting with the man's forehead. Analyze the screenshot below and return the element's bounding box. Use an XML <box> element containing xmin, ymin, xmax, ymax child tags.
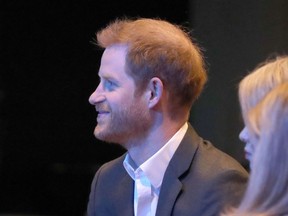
<box><xmin>98</xmin><ymin>45</ymin><xmax>134</xmax><ymax>83</ymax></box>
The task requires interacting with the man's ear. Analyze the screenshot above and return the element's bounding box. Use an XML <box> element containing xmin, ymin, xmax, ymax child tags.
<box><xmin>146</xmin><ymin>77</ymin><xmax>163</xmax><ymax>109</ymax></box>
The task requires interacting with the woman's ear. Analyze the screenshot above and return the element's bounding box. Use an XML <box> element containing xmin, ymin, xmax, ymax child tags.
<box><xmin>147</xmin><ymin>77</ymin><xmax>163</xmax><ymax>109</ymax></box>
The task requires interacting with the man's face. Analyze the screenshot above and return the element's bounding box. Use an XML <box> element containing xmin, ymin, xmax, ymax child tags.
<box><xmin>89</xmin><ymin>44</ymin><xmax>152</xmax><ymax>146</ymax></box>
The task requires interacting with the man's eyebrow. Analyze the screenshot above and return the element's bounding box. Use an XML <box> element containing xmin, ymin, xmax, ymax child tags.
<box><xmin>99</xmin><ymin>74</ymin><xmax>120</xmax><ymax>85</ymax></box>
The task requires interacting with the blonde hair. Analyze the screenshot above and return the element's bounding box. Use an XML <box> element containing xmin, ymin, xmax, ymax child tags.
<box><xmin>96</xmin><ymin>18</ymin><xmax>207</xmax><ymax>112</ymax></box>
<box><xmin>239</xmin><ymin>56</ymin><xmax>288</xmax><ymax>123</ymax></box>
<box><xmin>234</xmin><ymin>83</ymin><xmax>288</xmax><ymax>215</ymax></box>
<box><xmin>223</xmin><ymin>57</ymin><xmax>288</xmax><ymax>216</ymax></box>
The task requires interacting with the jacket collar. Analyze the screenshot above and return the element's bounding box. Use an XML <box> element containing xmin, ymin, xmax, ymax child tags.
<box><xmin>155</xmin><ymin>124</ymin><xmax>201</xmax><ymax>215</ymax></box>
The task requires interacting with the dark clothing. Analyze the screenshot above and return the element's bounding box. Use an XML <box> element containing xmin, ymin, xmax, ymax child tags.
<box><xmin>87</xmin><ymin>124</ymin><xmax>248</xmax><ymax>216</ymax></box>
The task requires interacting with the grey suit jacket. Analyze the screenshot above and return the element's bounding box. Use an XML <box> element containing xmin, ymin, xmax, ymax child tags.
<box><xmin>87</xmin><ymin>124</ymin><xmax>248</xmax><ymax>216</ymax></box>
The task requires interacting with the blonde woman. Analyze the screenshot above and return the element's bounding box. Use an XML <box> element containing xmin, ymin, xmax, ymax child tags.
<box><xmin>227</xmin><ymin>83</ymin><xmax>288</xmax><ymax>215</ymax></box>
<box><xmin>238</xmin><ymin>56</ymin><xmax>288</xmax><ymax>167</ymax></box>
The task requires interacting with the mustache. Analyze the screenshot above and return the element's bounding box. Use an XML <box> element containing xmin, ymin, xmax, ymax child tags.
<box><xmin>95</xmin><ymin>103</ymin><xmax>110</xmax><ymax>112</ymax></box>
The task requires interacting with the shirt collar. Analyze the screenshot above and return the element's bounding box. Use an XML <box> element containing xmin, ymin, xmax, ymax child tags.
<box><xmin>123</xmin><ymin>122</ymin><xmax>188</xmax><ymax>189</ymax></box>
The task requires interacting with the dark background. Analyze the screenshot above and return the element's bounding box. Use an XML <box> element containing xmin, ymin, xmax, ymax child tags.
<box><xmin>0</xmin><ymin>0</ymin><xmax>287</xmax><ymax>215</ymax></box>
<box><xmin>0</xmin><ymin>1</ymin><xmax>189</xmax><ymax>215</ymax></box>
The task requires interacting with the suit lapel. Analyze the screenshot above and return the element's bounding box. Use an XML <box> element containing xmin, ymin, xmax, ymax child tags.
<box><xmin>111</xmin><ymin>155</ymin><xmax>135</xmax><ymax>215</ymax></box>
<box><xmin>116</xmin><ymin>174</ymin><xmax>135</xmax><ymax>215</ymax></box>
<box><xmin>156</xmin><ymin>124</ymin><xmax>200</xmax><ymax>216</ymax></box>
<box><xmin>155</xmin><ymin>169</ymin><xmax>183</xmax><ymax>215</ymax></box>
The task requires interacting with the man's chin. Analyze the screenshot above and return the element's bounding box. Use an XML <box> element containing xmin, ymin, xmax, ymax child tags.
<box><xmin>94</xmin><ymin>127</ymin><xmax>112</xmax><ymax>142</ymax></box>
<box><xmin>94</xmin><ymin>128</ymin><xmax>105</xmax><ymax>140</ymax></box>
<box><xmin>93</xmin><ymin>126</ymin><xmax>102</xmax><ymax>138</ymax></box>
<box><xmin>94</xmin><ymin>128</ymin><xmax>127</xmax><ymax>146</ymax></box>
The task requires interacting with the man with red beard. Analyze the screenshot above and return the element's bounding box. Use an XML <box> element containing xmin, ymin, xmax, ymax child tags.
<box><xmin>87</xmin><ymin>18</ymin><xmax>248</xmax><ymax>216</ymax></box>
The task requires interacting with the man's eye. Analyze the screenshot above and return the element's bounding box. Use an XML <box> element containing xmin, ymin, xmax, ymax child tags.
<box><xmin>104</xmin><ymin>80</ymin><xmax>115</xmax><ymax>91</ymax></box>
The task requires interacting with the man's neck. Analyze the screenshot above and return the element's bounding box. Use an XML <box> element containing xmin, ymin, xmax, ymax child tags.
<box><xmin>126</xmin><ymin>121</ymin><xmax>186</xmax><ymax>166</ymax></box>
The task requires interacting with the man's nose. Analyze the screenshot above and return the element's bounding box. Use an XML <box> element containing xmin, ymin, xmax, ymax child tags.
<box><xmin>89</xmin><ymin>86</ymin><xmax>105</xmax><ymax>105</ymax></box>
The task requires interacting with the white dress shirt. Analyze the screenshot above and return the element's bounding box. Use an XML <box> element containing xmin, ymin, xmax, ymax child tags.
<box><xmin>123</xmin><ymin>123</ymin><xmax>188</xmax><ymax>216</ymax></box>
